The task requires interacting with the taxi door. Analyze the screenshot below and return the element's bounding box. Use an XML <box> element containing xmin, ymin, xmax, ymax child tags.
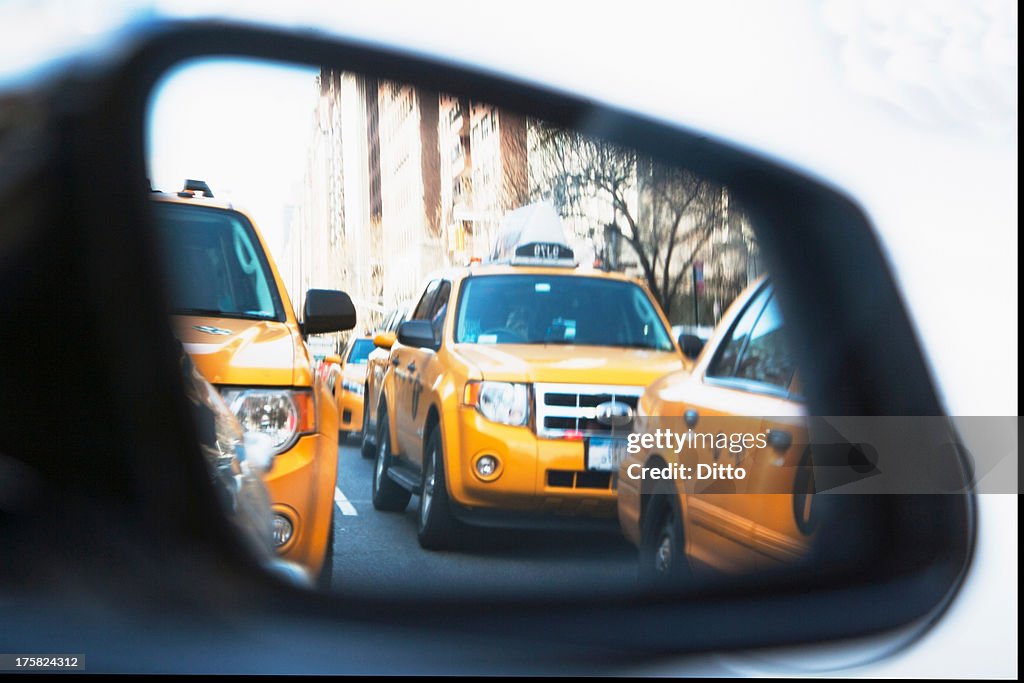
<box><xmin>690</xmin><ymin>289</ymin><xmax>806</xmax><ymax>573</ymax></box>
<box><xmin>682</xmin><ymin>284</ymin><xmax>774</xmax><ymax>574</ymax></box>
<box><xmin>392</xmin><ymin>279</ymin><xmax>440</xmax><ymax>463</ymax></box>
<box><xmin>716</xmin><ymin>295</ymin><xmax>807</xmax><ymax>567</ymax></box>
<box><xmin>747</xmin><ymin>375</ymin><xmax>810</xmax><ymax>570</ymax></box>
<box><xmin>395</xmin><ymin>279</ymin><xmax>451</xmax><ymax>471</ymax></box>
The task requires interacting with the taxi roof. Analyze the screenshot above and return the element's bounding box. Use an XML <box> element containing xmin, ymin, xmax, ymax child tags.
<box><xmin>149</xmin><ymin>190</ymin><xmax>237</xmax><ymax>212</ymax></box>
<box><xmin>433</xmin><ymin>261</ymin><xmax>645</xmax><ymax>285</ymax></box>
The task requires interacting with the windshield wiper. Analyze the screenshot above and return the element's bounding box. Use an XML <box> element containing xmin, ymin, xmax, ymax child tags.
<box><xmin>534</xmin><ymin>339</ymin><xmax>665</xmax><ymax>350</ymax></box>
<box><xmin>173</xmin><ymin>307</ymin><xmax>273</xmax><ymax>320</ymax></box>
<box><xmin>610</xmin><ymin>342</ymin><xmax>665</xmax><ymax>350</ymax></box>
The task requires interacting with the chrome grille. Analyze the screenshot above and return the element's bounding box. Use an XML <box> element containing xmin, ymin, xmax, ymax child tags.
<box><xmin>533</xmin><ymin>382</ymin><xmax>643</xmax><ymax>438</ymax></box>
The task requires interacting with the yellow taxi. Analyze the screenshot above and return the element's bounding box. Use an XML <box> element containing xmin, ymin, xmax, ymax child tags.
<box><xmin>617</xmin><ymin>277</ymin><xmax>812</xmax><ymax>584</ymax></box>
<box><xmin>369</xmin><ymin>203</ymin><xmax>688</xmax><ymax>549</ymax></box>
<box><xmin>360</xmin><ymin>301</ymin><xmax>412</xmax><ymax>459</ymax></box>
<box><xmin>326</xmin><ymin>335</ymin><xmax>376</xmax><ymax>438</ymax></box>
<box><xmin>151</xmin><ymin>180</ymin><xmax>357</xmax><ymax>580</ymax></box>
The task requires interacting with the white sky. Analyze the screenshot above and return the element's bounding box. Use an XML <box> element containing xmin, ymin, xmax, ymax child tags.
<box><xmin>146</xmin><ymin>58</ymin><xmax>318</xmax><ymax>257</ymax></box>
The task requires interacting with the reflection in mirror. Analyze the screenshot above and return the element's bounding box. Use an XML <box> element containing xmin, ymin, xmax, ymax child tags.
<box><xmin>146</xmin><ymin>58</ymin><xmax>825</xmax><ymax>602</ymax></box>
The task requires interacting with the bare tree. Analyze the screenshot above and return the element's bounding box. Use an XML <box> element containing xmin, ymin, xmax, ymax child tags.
<box><xmin>530</xmin><ymin>122</ymin><xmax>723</xmax><ymax>319</ymax></box>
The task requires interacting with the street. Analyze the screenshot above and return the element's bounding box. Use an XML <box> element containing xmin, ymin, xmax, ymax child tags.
<box><xmin>325</xmin><ymin>435</ymin><xmax>639</xmax><ymax>599</ymax></box>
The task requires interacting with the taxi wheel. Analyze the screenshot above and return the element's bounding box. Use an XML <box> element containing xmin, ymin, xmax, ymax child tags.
<box><xmin>417</xmin><ymin>426</ymin><xmax>461</xmax><ymax>551</ymax></box>
<box><xmin>371</xmin><ymin>409</ymin><xmax>411</xmax><ymax>512</ymax></box>
<box><xmin>316</xmin><ymin>510</ymin><xmax>335</xmax><ymax>590</ymax></box>
<box><xmin>360</xmin><ymin>398</ymin><xmax>375</xmax><ymax>459</ymax></box>
<box><xmin>639</xmin><ymin>489</ymin><xmax>690</xmax><ymax>587</ymax></box>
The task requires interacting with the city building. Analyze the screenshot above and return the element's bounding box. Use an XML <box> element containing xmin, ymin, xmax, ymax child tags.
<box><xmin>463</xmin><ymin>102</ymin><xmax>529</xmax><ymax>259</ymax></box>
<box><xmin>285</xmin><ymin>69</ymin><xmax>755</xmax><ymax>334</ymax></box>
<box><xmin>375</xmin><ymin>80</ymin><xmax>443</xmax><ymax>306</ymax></box>
<box><xmin>280</xmin><ymin>69</ymin><xmax>348</xmax><ymax>355</ymax></box>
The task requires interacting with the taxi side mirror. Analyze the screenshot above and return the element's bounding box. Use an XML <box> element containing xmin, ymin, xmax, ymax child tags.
<box><xmin>302</xmin><ymin>289</ymin><xmax>356</xmax><ymax>335</ymax></box>
<box><xmin>373</xmin><ymin>331</ymin><xmax>397</xmax><ymax>350</ymax></box>
<box><xmin>679</xmin><ymin>333</ymin><xmax>705</xmax><ymax>360</ymax></box>
<box><xmin>397</xmin><ymin>320</ymin><xmax>438</xmax><ymax>350</ymax></box>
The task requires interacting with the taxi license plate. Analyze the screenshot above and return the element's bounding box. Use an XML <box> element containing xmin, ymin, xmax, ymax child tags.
<box><xmin>586</xmin><ymin>437</ymin><xmax>628</xmax><ymax>472</ymax></box>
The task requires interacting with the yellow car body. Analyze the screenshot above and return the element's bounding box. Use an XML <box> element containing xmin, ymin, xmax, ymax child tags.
<box><xmin>331</xmin><ymin>335</ymin><xmax>375</xmax><ymax>436</ymax></box>
<box><xmin>152</xmin><ymin>190</ymin><xmax>342</xmax><ymax>576</ymax></box>
<box><xmin>617</xmin><ymin>277</ymin><xmax>812</xmax><ymax>582</ymax></box>
<box><xmin>371</xmin><ymin>262</ymin><xmax>688</xmax><ymax>547</ymax></box>
<box><xmin>361</xmin><ymin>302</ymin><xmax>411</xmax><ymax>458</ymax></box>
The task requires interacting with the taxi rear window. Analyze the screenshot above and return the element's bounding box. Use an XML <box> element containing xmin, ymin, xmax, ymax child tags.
<box><xmin>346</xmin><ymin>339</ymin><xmax>375</xmax><ymax>364</ymax></box>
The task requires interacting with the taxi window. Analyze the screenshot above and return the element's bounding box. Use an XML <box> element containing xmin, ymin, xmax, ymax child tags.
<box><xmin>454</xmin><ymin>275</ymin><xmax>673</xmax><ymax>350</ymax></box>
<box><xmin>706</xmin><ymin>284</ymin><xmax>772</xmax><ymax>378</ymax></box>
<box><xmin>154</xmin><ymin>203</ymin><xmax>284</xmax><ymax>321</ymax></box>
<box><xmin>411</xmin><ymin>280</ymin><xmax>441</xmax><ymax>321</ymax></box>
<box><xmin>429</xmin><ymin>281</ymin><xmax>452</xmax><ymax>340</ymax></box>
<box><xmin>732</xmin><ymin>295</ymin><xmax>796</xmax><ymax>389</ymax></box>
<box><xmin>346</xmin><ymin>339</ymin><xmax>376</xmax><ymax>364</ymax></box>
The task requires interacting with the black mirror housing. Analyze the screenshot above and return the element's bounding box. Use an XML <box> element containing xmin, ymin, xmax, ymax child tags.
<box><xmin>397</xmin><ymin>320</ymin><xmax>437</xmax><ymax>350</ymax></box>
<box><xmin>679</xmin><ymin>333</ymin><xmax>705</xmax><ymax>360</ymax></box>
<box><xmin>2</xmin><ymin>20</ymin><xmax>970</xmax><ymax>666</ymax></box>
<box><xmin>302</xmin><ymin>289</ymin><xmax>356</xmax><ymax>335</ymax></box>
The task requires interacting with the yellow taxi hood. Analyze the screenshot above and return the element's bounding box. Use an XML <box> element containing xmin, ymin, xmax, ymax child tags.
<box><xmin>451</xmin><ymin>343</ymin><xmax>686</xmax><ymax>385</ymax></box>
<box><xmin>172</xmin><ymin>315</ymin><xmax>312</xmax><ymax>387</ymax></box>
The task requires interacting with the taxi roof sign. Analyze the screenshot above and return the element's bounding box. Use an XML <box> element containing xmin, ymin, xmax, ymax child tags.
<box><xmin>487</xmin><ymin>201</ymin><xmax>576</xmax><ymax>267</ymax></box>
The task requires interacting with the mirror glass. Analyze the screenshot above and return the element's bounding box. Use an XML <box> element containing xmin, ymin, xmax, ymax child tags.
<box><xmin>146</xmin><ymin>57</ymin><xmax>840</xmax><ymax>601</ymax></box>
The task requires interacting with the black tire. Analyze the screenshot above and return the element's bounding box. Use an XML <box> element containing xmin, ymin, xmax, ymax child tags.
<box><xmin>360</xmin><ymin>394</ymin><xmax>375</xmax><ymax>459</ymax></box>
<box><xmin>638</xmin><ymin>486</ymin><xmax>690</xmax><ymax>587</ymax></box>
<box><xmin>416</xmin><ymin>426</ymin><xmax>461</xmax><ymax>550</ymax></box>
<box><xmin>371</xmin><ymin>408</ymin><xmax>411</xmax><ymax>511</ymax></box>
<box><xmin>316</xmin><ymin>510</ymin><xmax>335</xmax><ymax>590</ymax></box>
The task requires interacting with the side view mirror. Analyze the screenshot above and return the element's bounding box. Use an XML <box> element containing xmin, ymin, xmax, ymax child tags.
<box><xmin>373</xmin><ymin>331</ymin><xmax>397</xmax><ymax>350</ymax></box>
<box><xmin>324</xmin><ymin>354</ymin><xmax>342</xmax><ymax>365</ymax></box>
<box><xmin>397</xmin><ymin>320</ymin><xmax>437</xmax><ymax>350</ymax></box>
<box><xmin>679</xmin><ymin>333</ymin><xmax>705</xmax><ymax>360</ymax></box>
<box><xmin>301</xmin><ymin>289</ymin><xmax>356</xmax><ymax>335</ymax></box>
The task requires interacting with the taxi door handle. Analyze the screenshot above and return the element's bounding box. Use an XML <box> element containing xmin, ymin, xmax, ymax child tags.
<box><xmin>407</xmin><ymin>361</ymin><xmax>417</xmax><ymax>372</ymax></box>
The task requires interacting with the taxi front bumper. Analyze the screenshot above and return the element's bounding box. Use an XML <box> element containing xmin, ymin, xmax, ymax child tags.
<box><xmin>446</xmin><ymin>406</ymin><xmax>619</xmax><ymax>520</ymax></box>
<box><xmin>262</xmin><ymin>433</ymin><xmax>333</xmax><ymax>573</ymax></box>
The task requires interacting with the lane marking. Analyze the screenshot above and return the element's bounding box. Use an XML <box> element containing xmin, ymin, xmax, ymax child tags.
<box><xmin>334</xmin><ymin>486</ymin><xmax>358</xmax><ymax>516</ymax></box>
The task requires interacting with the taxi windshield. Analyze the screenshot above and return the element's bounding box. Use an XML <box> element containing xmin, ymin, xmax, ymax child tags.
<box><xmin>153</xmin><ymin>203</ymin><xmax>284</xmax><ymax>321</ymax></box>
<box><xmin>346</xmin><ymin>339</ymin><xmax>375</xmax><ymax>364</ymax></box>
<box><xmin>455</xmin><ymin>274</ymin><xmax>674</xmax><ymax>350</ymax></box>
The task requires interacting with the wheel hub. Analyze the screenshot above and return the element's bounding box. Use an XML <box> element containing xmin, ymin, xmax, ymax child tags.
<box><xmin>421</xmin><ymin>455</ymin><xmax>435</xmax><ymax>523</ymax></box>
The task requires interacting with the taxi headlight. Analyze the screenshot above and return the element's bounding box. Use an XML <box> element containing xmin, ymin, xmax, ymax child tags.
<box><xmin>341</xmin><ymin>380</ymin><xmax>364</xmax><ymax>396</ymax></box>
<box><xmin>220</xmin><ymin>388</ymin><xmax>316</xmax><ymax>454</ymax></box>
<box><xmin>465</xmin><ymin>381</ymin><xmax>529</xmax><ymax>426</ymax></box>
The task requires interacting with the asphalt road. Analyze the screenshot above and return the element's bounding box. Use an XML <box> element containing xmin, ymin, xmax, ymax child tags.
<box><xmin>324</xmin><ymin>435</ymin><xmax>639</xmax><ymax>600</ymax></box>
